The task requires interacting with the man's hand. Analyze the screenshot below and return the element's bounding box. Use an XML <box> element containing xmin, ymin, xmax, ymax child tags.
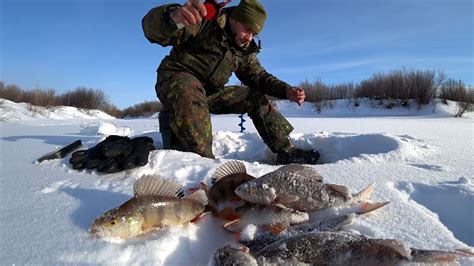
<box><xmin>286</xmin><ymin>87</ymin><xmax>305</xmax><ymax>106</ymax></box>
<box><xmin>170</xmin><ymin>0</ymin><xmax>207</xmax><ymax>27</ymax></box>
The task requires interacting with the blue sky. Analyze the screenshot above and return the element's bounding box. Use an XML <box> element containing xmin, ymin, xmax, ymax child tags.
<box><xmin>1</xmin><ymin>0</ymin><xmax>473</xmax><ymax>108</ymax></box>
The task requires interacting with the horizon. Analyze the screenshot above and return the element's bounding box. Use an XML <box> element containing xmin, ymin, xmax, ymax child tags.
<box><xmin>1</xmin><ymin>0</ymin><xmax>473</xmax><ymax>108</ymax></box>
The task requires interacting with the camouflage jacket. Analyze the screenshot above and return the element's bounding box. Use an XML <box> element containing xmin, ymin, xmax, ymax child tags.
<box><xmin>142</xmin><ymin>4</ymin><xmax>291</xmax><ymax>99</ymax></box>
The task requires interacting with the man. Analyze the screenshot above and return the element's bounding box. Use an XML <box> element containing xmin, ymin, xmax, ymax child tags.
<box><xmin>142</xmin><ymin>0</ymin><xmax>320</xmax><ymax>164</ymax></box>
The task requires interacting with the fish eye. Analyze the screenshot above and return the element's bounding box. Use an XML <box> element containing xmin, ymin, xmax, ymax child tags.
<box><xmin>110</xmin><ymin>221</ymin><xmax>115</xmax><ymax>225</ymax></box>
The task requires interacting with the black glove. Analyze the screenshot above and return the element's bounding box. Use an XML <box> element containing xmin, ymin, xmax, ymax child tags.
<box><xmin>69</xmin><ymin>135</ymin><xmax>155</xmax><ymax>173</ymax></box>
<box><xmin>121</xmin><ymin>137</ymin><xmax>156</xmax><ymax>170</ymax></box>
<box><xmin>69</xmin><ymin>135</ymin><xmax>131</xmax><ymax>170</ymax></box>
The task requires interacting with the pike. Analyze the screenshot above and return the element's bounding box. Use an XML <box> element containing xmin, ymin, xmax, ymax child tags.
<box><xmin>90</xmin><ymin>175</ymin><xmax>207</xmax><ymax>239</ymax></box>
<box><xmin>235</xmin><ymin>164</ymin><xmax>389</xmax><ymax>212</ymax></box>
<box><xmin>202</xmin><ymin>161</ymin><xmax>255</xmax><ymax>220</ymax></box>
<box><xmin>255</xmin><ymin>231</ymin><xmax>473</xmax><ymax>265</ymax></box>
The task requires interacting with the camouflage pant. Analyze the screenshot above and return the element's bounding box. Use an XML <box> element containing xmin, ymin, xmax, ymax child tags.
<box><xmin>155</xmin><ymin>71</ymin><xmax>294</xmax><ymax>158</ymax></box>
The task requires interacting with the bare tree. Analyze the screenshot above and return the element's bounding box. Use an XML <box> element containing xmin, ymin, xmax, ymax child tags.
<box><xmin>439</xmin><ymin>79</ymin><xmax>465</xmax><ymax>104</ymax></box>
<box><xmin>455</xmin><ymin>88</ymin><xmax>473</xmax><ymax>118</ymax></box>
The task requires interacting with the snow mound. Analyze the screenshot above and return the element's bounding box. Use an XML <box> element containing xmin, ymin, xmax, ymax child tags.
<box><xmin>212</xmin><ymin>131</ymin><xmax>430</xmax><ymax>164</ymax></box>
<box><xmin>0</xmin><ymin>98</ymin><xmax>115</xmax><ymax>122</ymax></box>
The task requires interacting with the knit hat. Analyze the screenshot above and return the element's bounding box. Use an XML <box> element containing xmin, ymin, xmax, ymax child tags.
<box><xmin>231</xmin><ymin>0</ymin><xmax>267</xmax><ymax>34</ymax></box>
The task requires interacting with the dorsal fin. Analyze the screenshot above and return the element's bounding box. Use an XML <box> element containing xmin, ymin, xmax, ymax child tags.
<box><xmin>133</xmin><ymin>175</ymin><xmax>184</xmax><ymax>198</ymax></box>
<box><xmin>328</xmin><ymin>184</ymin><xmax>351</xmax><ymax>197</ymax></box>
<box><xmin>186</xmin><ymin>189</ymin><xmax>208</xmax><ymax>206</ymax></box>
<box><xmin>212</xmin><ymin>161</ymin><xmax>247</xmax><ymax>184</ymax></box>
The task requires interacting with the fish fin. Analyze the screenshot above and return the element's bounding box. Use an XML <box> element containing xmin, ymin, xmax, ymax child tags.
<box><xmin>352</xmin><ymin>182</ymin><xmax>375</xmax><ymax>201</ymax></box>
<box><xmin>270</xmin><ymin>224</ymin><xmax>288</xmax><ymax>234</ymax></box>
<box><xmin>187</xmin><ymin>189</ymin><xmax>208</xmax><ymax>206</ymax></box>
<box><xmin>212</xmin><ymin>161</ymin><xmax>247</xmax><ymax>184</ymax></box>
<box><xmin>355</xmin><ymin>201</ymin><xmax>390</xmax><ymax>215</ymax></box>
<box><xmin>234</xmin><ymin>232</ymin><xmax>241</xmax><ymax>242</ymax></box>
<box><xmin>275</xmin><ymin>195</ymin><xmax>299</xmax><ymax>204</ymax></box>
<box><xmin>456</xmin><ymin>249</ymin><xmax>474</xmax><ymax>256</ymax></box>
<box><xmin>411</xmin><ymin>249</ymin><xmax>472</xmax><ymax>262</ymax></box>
<box><xmin>224</xmin><ymin>219</ymin><xmax>244</xmax><ymax>232</ymax></box>
<box><xmin>215</xmin><ymin>207</ymin><xmax>241</xmax><ymax>221</ymax></box>
<box><xmin>231</xmin><ymin>196</ymin><xmax>242</xmax><ymax>201</ymax></box>
<box><xmin>228</xmin><ymin>243</ymin><xmax>250</xmax><ymax>253</ymax></box>
<box><xmin>372</xmin><ymin>239</ymin><xmax>412</xmax><ymax>259</ymax></box>
<box><xmin>190</xmin><ymin>212</ymin><xmax>206</xmax><ymax>224</ymax></box>
<box><xmin>328</xmin><ymin>184</ymin><xmax>351</xmax><ymax>197</ymax></box>
<box><xmin>273</xmin><ymin>203</ymin><xmax>290</xmax><ymax>209</ymax></box>
<box><xmin>133</xmin><ymin>175</ymin><xmax>184</xmax><ymax>198</ymax></box>
<box><xmin>199</xmin><ymin>181</ymin><xmax>210</xmax><ymax>195</ymax></box>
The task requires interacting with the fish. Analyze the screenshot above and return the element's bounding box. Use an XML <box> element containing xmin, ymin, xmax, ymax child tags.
<box><xmin>209</xmin><ymin>244</ymin><xmax>258</xmax><ymax>266</ymax></box>
<box><xmin>240</xmin><ymin>214</ymin><xmax>355</xmax><ymax>254</ymax></box>
<box><xmin>223</xmin><ymin>204</ymin><xmax>309</xmax><ymax>234</ymax></box>
<box><xmin>235</xmin><ymin>164</ymin><xmax>389</xmax><ymax>212</ymax></box>
<box><xmin>90</xmin><ymin>175</ymin><xmax>208</xmax><ymax>239</ymax></box>
<box><xmin>202</xmin><ymin>161</ymin><xmax>255</xmax><ymax>220</ymax></box>
<box><xmin>255</xmin><ymin>231</ymin><xmax>473</xmax><ymax>265</ymax></box>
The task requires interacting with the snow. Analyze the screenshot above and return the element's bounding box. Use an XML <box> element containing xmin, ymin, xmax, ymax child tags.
<box><xmin>0</xmin><ymin>98</ymin><xmax>473</xmax><ymax>264</ymax></box>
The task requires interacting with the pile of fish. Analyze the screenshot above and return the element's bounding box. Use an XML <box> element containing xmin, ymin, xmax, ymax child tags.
<box><xmin>89</xmin><ymin>161</ymin><xmax>472</xmax><ymax>264</ymax></box>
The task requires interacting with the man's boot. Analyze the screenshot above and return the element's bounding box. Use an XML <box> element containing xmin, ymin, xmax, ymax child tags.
<box><xmin>276</xmin><ymin>148</ymin><xmax>320</xmax><ymax>164</ymax></box>
<box><xmin>158</xmin><ymin>110</ymin><xmax>186</xmax><ymax>151</ymax></box>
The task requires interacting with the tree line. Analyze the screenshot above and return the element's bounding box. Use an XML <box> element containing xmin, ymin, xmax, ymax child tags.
<box><xmin>1</xmin><ymin>68</ymin><xmax>473</xmax><ymax>118</ymax></box>
<box><xmin>300</xmin><ymin>68</ymin><xmax>473</xmax><ymax>117</ymax></box>
<box><xmin>0</xmin><ymin>81</ymin><xmax>163</xmax><ymax>118</ymax></box>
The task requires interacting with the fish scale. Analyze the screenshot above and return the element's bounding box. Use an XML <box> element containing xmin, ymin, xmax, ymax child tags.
<box><xmin>235</xmin><ymin>165</ymin><xmax>352</xmax><ymax>211</ymax></box>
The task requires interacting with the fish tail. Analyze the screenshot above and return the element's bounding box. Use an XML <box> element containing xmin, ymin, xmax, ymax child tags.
<box><xmin>411</xmin><ymin>249</ymin><xmax>473</xmax><ymax>262</ymax></box>
<box><xmin>224</xmin><ymin>219</ymin><xmax>244</xmax><ymax>232</ymax></box>
<box><xmin>355</xmin><ymin>201</ymin><xmax>390</xmax><ymax>215</ymax></box>
<box><xmin>215</xmin><ymin>207</ymin><xmax>241</xmax><ymax>221</ymax></box>
<box><xmin>352</xmin><ymin>182</ymin><xmax>375</xmax><ymax>201</ymax></box>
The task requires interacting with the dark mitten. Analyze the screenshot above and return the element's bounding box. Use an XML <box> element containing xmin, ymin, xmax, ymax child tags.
<box><xmin>69</xmin><ymin>135</ymin><xmax>132</xmax><ymax>170</ymax></box>
<box><xmin>121</xmin><ymin>137</ymin><xmax>156</xmax><ymax>170</ymax></box>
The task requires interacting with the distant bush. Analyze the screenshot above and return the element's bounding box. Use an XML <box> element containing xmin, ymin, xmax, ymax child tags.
<box><xmin>121</xmin><ymin>100</ymin><xmax>163</xmax><ymax>118</ymax></box>
<box><xmin>101</xmin><ymin>104</ymin><xmax>123</xmax><ymax>118</ymax></box>
<box><xmin>59</xmin><ymin>87</ymin><xmax>109</xmax><ymax>110</ymax></box>
<box><xmin>300</xmin><ymin>79</ymin><xmax>356</xmax><ymax>112</ymax></box>
<box><xmin>0</xmin><ymin>83</ymin><xmax>24</xmax><ymax>103</ymax></box>
<box><xmin>455</xmin><ymin>89</ymin><xmax>474</xmax><ymax>117</ymax></box>
<box><xmin>23</xmin><ymin>88</ymin><xmax>58</xmax><ymax>107</ymax></box>
<box><xmin>356</xmin><ymin>68</ymin><xmax>441</xmax><ymax>107</ymax></box>
<box><xmin>0</xmin><ymin>82</ymin><xmax>121</xmax><ymax>117</ymax></box>
<box><xmin>438</xmin><ymin>80</ymin><xmax>474</xmax><ymax>117</ymax></box>
<box><xmin>439</xmin><ymin>79</ymin><xmax>467</xmax><ymax>104</ymax></box>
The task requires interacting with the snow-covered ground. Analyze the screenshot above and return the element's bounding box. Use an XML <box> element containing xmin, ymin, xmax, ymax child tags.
<box><xmin>0</xmin><ymin>98</ymin><xmax>473</xmax><ymax>265</ymax></box>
